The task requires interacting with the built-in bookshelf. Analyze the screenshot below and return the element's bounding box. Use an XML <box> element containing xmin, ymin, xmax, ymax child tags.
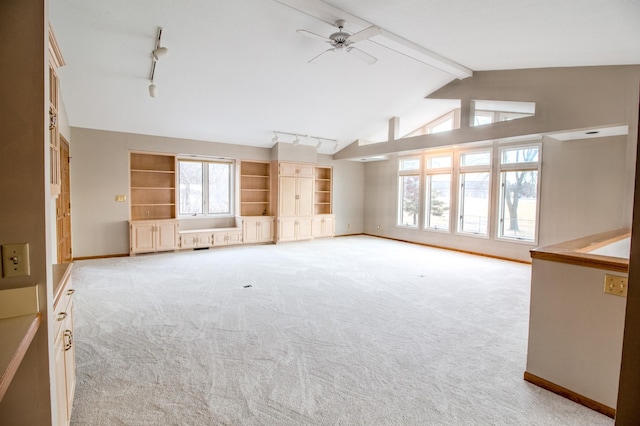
<box><xmin>314</xmin><ymin>166</ymin><xmax>332</xmax><ymax>215</ymax></box>
<box><xmin>240</xmin><ymin>160</ymin><xmax>271</xmax><ymax>216</ymax></box>
<box><xmin>130</xmin><ymin>152</ymin><xmax>176</xmax><ymax>220</ymax></box>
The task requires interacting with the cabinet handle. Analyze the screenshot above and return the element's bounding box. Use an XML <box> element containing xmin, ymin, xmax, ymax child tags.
<box><xmin>64</xmin><ymin>330</ymin><xmax>73</xmax><ymax>351</ymax></box>
<box><xmin>66</xmin><ymin>289</ymin><xmax>75</xmax><ymax>296</ymax></box>
<box><xmin>57</xmin><ymin>312</ymin><xmax>67</xmax><ymax>321</ymax></box>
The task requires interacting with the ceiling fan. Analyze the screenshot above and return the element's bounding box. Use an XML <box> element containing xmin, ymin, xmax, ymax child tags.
<box><xmin>297</xmin><ymin>20</ymin><xmax>381</xmax><ymax>65</ymax></box>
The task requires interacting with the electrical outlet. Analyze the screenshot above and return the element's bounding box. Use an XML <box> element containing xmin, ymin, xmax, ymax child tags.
<box><xmin>2</xmin><ymin>243</ymin><xmax>31</xmax><ymax>278</ymax></box>
<box><xmin>604</xmin><ymin>274</ymin><xmax>628</xmax><ymax>297</ymax></box>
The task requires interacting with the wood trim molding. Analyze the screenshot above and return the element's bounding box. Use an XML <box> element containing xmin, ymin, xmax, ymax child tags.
<box><xmin>530</xmin><ymin>229</ymin><xmax>629</xmax><ymax>273</ymax></box>
<box><xmin>73</xmin><ymin>253</ymin><xmax>129</xmax><ymax>261</ymax></box>
<box><xmin>48</xmin><ymin>25</ymin><xmax>65</xmax><ymax>68</ymax></box>
<box><xmin>523</xmin><ymin>371</ymin><xmax>615</xmax><ymax>419</ymax></box>
<box><xmin>366</xmin><ymin>234</ymin><xmax>532</xmax><ymax>264</ymax></box>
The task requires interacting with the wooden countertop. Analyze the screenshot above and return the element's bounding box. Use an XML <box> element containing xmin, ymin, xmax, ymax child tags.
<box><xmin>53</xmin><ymin>262</ymin><xmax>73</xmax><ymax>306</ymax></box>
<box><xmin>530</xmin><ymin>229</ymin><xmax>630</xmax><ymax>273</ymax></box>
<box><xmin>0</xmin><ymin>313</ymin><xmax>41</xmax><ymax>402</ymax></box>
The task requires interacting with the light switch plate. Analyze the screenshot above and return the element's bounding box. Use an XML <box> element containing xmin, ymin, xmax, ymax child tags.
<box><xmin>1</xmin><ymin>243</ymin><xmax>31</xmax><ymax>278</ymax></box>
<box><xmin>115</xmin><ymin>195</ymin><xmax>126</xmax><ymax>202</ymax></box>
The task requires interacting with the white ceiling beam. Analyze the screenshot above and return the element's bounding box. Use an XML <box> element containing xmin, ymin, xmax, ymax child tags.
<box><xmin>272</xmin><ymin>0</ymin><xmax>473</xmax><ymax>79</ymax></box>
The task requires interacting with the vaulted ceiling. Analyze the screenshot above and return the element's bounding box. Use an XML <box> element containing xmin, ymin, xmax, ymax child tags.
<box><xmin>49</xmin><ymin>0</ymin><xmax>640</xmax><ymax>153</ymax></box>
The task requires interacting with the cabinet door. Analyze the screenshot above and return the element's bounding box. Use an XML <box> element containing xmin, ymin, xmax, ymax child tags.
<box><xmin>180</xmin><ymin>234</ymin><xmax>196</xmax><ymax>249</ymax></box>
<box><xmin>322</xmin><ymin>216</ymin><xmax>335</xmax><ymax>237</ymax></box>
<box><xmin>131</xmin><ymin>222</ymin><xmax>155</xmax><ymax>253</ymax></box>
<box><xmin>196</xmin><ymin>233</ymin><xmax>211</xmax><ymax>247</ymax></box>
<box><xmin>227</xmin><ymin>231</ymin><xmax>242</xmax><ymax>245</ymax></box>
<box><xmin>279</xmin><ymin>177</ymin><xmax>297</xmax><ymax>217</ymax></box>
<box><xmin>63</xmin><ymin>302</ymin><xmax>76</xmax><ymax>417</ymax></box>
<box><xmin>279</xmin><ymin>162</ymin><xmax>299</xmax><ymax>177</ymax></box>
<box><xmin>297</xmin><ymin>164</ymin><xmax>316</xmax><ymax>177</ymax></box>
<box><xmin>312</xmin><ymin>217</ymin><xmax>324</xmax><ymax>237</ymax></box>
<box><xmin>278</xmin><ymin>218</ymin><xmax>297</xmax><ymax>242</ymax></box>
<box><xmin>258</xmin><ymin>218</ymin><xmax>274</xmax><ymax>242</ymax></box>
<box><xmin>242</xmin><ymin>219</ymin><xmax>259</xmax><ymax>243</ymax></box>
<box><xmin>212</xmin><ymin>232</ymin><xmax>228</xmax><ymax>246</ymax></box>
<box><xmin>297</xmin><ymin>178</ymin><xmax>314</xmax><ymax>217</ymax></box>
<box><xmin>297</xmin><ymin>218</ymin><xmax>314</xmax><ymax>240</ymax></box>
<box><xmin>54</xmin><ymin>331</ymin><xmax>68</xmax><ymax>426</ymax></box>
<box><xmin>156</xmin><ymin>222</ymin><xmax>178</xmax><ymax>251</ymax></box>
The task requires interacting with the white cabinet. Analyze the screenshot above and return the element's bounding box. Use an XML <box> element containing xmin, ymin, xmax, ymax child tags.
<box><xmin>53</xmin><ymin>263</ymin><xmax>75</xmax><ymax>426</ymax></box>
<box><xmin>278</xmin><ymin>162</ymin><xmax>316</xmax><ymax>178</ymax></box>
<box><xmin>130</xmin><ymin>219</ymin><xmax>179</xmax><ymax>255</ymax></box>
<box><xmin>242</xmin><ymin>217</ymin><xmax>274</xmax><ymax>244</ymax></box>
<box><xmin>275</xmin><ymin>162</ymin><xmax>317</xmax><ymax>243</ymax></box>
<box><xmin>212</xmin><ymin>229</ymin><xmax>243</xmax><ymax>246</ymax></box>
<box><xmin>312</xmin><ymin>215</ymin><xmax>335</xmax><ymax>238</ymax></box>
<box><xmin>179</xmin><ymin>231</ymin><xmax>211</xmax><ymax>249</ymax></box>
<box><xmin>279</xmin><ymin>217</ymin><xmax>313</xmax><ymax>242</ymax></box>
<box><xmin>279</xmin><ymin>176</ymin><xmax>314</xmax><ymax>217</ymax></box>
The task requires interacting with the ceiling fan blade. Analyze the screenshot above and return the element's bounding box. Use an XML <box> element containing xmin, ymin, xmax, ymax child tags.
<box><xmin>347</xmin><ymin>25</ymin><xmax>381</xmax><ymax>44</ymax></box>
<box><xmin>308</xmin><ymin>48</ymin><xmax>335</xmax><ymax>64</ymax></box>
<box><xmin>346</xmin><ymin>46</ymin><xmax>377</xmax><ymax>65</ymax></box>
<box><xmin>296</xmin><ymin>29</ymin><xmax>331</xmax><ymax>43</ymax></box>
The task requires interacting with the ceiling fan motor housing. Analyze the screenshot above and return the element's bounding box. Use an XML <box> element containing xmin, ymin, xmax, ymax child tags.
<box><xmin>330</xmin><ymin>19</ymin><xmax>351</xmax><ymax>46</ymax></box>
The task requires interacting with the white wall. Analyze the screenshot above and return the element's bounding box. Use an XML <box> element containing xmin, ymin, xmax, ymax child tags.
<box><xmin>69</xmin><ymin>128</ymin><xmax>364</xmax><ymax>257</ymax></box>
<box><xmin>362</xmin><ymin>135</ymin><xmax>628</xmax><ymax>262</ymax></box>
<box><xmin>527</xmin><ymin>259</ymin><xmax>627</xmax><ymax>409</ymax></box>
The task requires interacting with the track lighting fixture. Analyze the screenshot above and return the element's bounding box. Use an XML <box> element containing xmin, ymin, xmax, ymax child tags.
<box><xmin>272</xmin><ymin>131</ymin><xmax>337</xmax><ymax>150</ymax></box>
<box><xmin>148</xmin><ymin>83</ymin><xmax>158</xmax><ymax>98</ymax></box>
<box><xmin>148</xmin><ymin>27</ymin><xmax>168</xmax><ymax>98</ymax></box>
<box><xmin>152</xmin><ymin>46</ymin><xmax>169</xmax><ymax>60</ymax></box>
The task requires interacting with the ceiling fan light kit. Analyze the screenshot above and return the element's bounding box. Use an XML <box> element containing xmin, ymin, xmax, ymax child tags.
<box><xmin>297</xmin><ymin>20</ymin><xmax>380</xmax><ymax>65</ymax></box>
<box><xmin>148</xmin><ymin>27</ymin><xmax>169</xmax><ymax>98</ymax></box>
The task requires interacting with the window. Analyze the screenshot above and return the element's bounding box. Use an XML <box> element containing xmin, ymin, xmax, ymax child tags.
<box><xmin>471</xmin><ymin>100</ymin><xmax>536</xmax><ymax>127</ymax></box>
<box><xmin>403</xmin><ymin>109</ymin><xmax>460</xmax><ymax>138</ymax></box>
<box><xmin>498</xmin><ymin>146</ymin><xmax>540</xmax><ymax>242</ymax></box>
<box><xmin>425</xmin><ymin>154</ymin><xmax>452</xmax><ymax>231</ymax></box>
<box><xmin>398</xmin><ymin>157</ymin><xmax>420</xmax><ymax>228</ymax></box>
<box><xmin>179</xmin><ymin>159</ymin><xmax>233</xmax><ymax>217</ymax></box>
<box><xmin>458</xmin><ymin>151</ymin><xmax>491</xmax><ymax>236</ymax></box>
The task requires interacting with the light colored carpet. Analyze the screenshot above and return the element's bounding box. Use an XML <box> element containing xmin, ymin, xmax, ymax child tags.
<box><xmin>69</xmin><ymin>235</ymin><xmax>613</xmax><ymax>425</ymax></box>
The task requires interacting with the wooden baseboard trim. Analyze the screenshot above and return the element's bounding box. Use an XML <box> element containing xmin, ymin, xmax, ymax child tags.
<box><xmin>364</xmin><ymin>234</ymin><xmax>531</xmax><ymax>265</ymax></box>
<box><xmin>73</xmin><ymin>253</ymin><xmax>129</xmax><ymax>261</ymax></box>
<box><xmin>523</xmin><ymin>371</ymin><xmax>615</xmax><ymax>419</ymax></box>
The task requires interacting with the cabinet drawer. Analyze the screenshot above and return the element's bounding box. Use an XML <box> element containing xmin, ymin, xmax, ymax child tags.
<box><xmin>53</xmin><ymin>278</ymin><xmax>74</xmax><ymax>336</ymax></box>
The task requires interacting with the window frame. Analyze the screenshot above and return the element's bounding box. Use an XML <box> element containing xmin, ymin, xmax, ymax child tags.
<box><xmin>424</xmin><ymin>153</ymin><xmax>453</xmax><ymax>233</ymax></box>
<box><xmin>496</xmin><ymin>143</ymin><xmax>542</xmax><ymax>244</ymax></box>
<box><xmin>397</xmin><ymin>156</ymin><xmax>422</xmax><ymax>228</ymax></box>
<box><xmin>456</xmin><ymin>148</ymin><xmax>492</xmax><ymax>238</ymax></box>
<box><xmin>177</xmin><ymin>158</ymin><xmax>235</xmax><ymax>218</ymax></box>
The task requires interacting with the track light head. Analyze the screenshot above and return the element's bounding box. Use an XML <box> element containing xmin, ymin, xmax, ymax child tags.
<box><xmin>293</xmin><ymin>136</ymin><xmax>300</xmax><ymax>146</ymax></box>
<box><xmin>316</xmin><ymin>139</ymin><xmax>323</xmax><ymax>149</ymax></box>
<box><xmin>148</xmin><ymin>83</ymin><xmax>158</xmax><ymax>98</ymax></box>
<box><xmin>153</xmin><ymin>47</ymin><xmax>169</xmax><ymax>60</ymax></box>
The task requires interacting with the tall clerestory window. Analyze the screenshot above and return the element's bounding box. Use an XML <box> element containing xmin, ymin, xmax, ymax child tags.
<box><xmin>497</xmin><ymin>145</ymin><xmax>540</xmax><ymax>242</ymax></box>
<box><xmin>398</xmin><ymin>157</ymin><xmax>421</xmax><ymax>228</ymax></box>
<box><xmin>424</xmin><ymin>154</ymin><xmax>452</xmax><ymax>231</ymax></box>
<box><xmin>458</xmin><ymin>150</ymin><xmax>491</xmax><ymax>236</ymax></box>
